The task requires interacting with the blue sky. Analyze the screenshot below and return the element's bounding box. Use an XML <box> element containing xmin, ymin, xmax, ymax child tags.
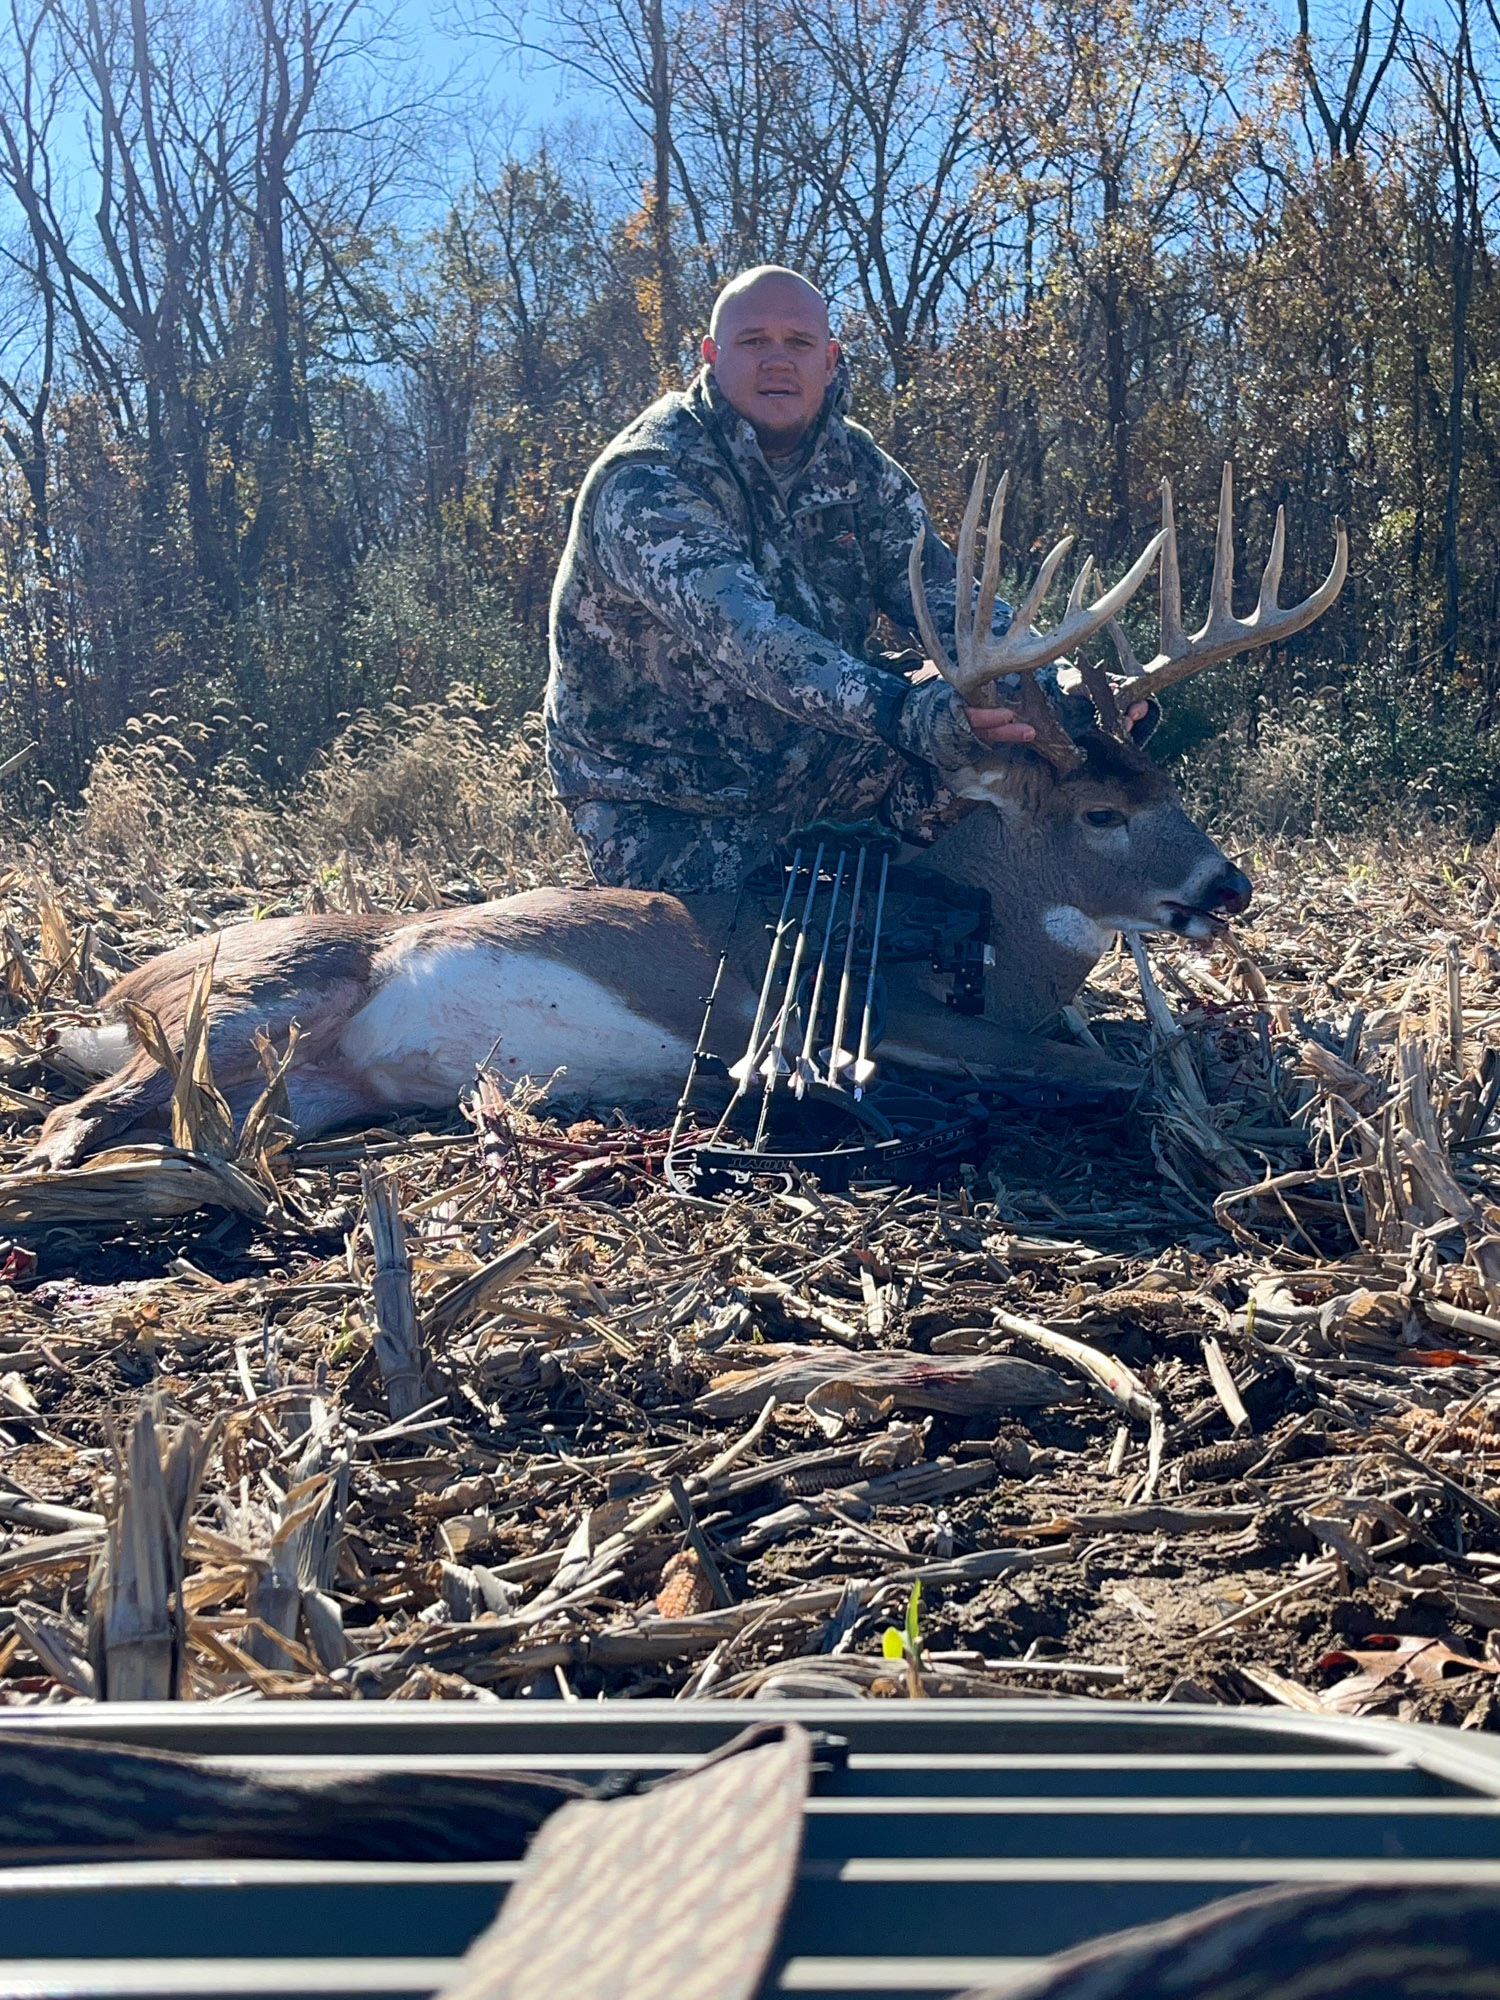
<box><xmin>23</xmin><ymin>0</ymin><xmax>1420</xmax><ymax>238</ymax></box>
<box><xmin>378</xmin><ymin>1</ymin><xmax>644</xmax><ymax>214</ymax></box>
<box><xmin>403</xmin><ymin>3</ymin><xmax>592</xmax><ymax>141</ymax></box>
<box><xmin>21</xmin><ymin>2</ymin><xmax>604</xmax><ymax>230</ymax></box>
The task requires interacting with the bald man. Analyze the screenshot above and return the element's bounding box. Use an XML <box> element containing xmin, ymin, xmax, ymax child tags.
<box><xmin>545</xmin><ymin>265</ymin><xmax>1037</xmax><ymax>894</ymax></box>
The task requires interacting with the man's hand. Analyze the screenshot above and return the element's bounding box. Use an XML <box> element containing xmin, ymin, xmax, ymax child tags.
<box><xmin>900</xmin><ymin>681</ymin><xmax>1157</xmax><ymax>771</ymax></box>
<box><xmin>966</xmin><ymin>697</ymin><xmax>1151</xmax><ymax>746</ymax></box>
<box><xmin>964</xmin><ymin>705</ymin><xmax>1034</xmax><ymax>746</ymax></box>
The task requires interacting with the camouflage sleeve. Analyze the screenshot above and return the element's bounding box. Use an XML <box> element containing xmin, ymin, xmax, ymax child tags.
<box><xmin>590</xmin><ymin>463</ymin><xmax>908</xmax><ymax>742</ymax></box>
<box><xmin>860</xmin><ymin>446</ymin><xmax>1012</xmax><ymax>654</ymax></box>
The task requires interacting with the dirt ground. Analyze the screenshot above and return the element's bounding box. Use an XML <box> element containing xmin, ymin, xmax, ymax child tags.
<box><xmin>3</xmin><ymin>818</ymin><xmax>1500</xmax><ymax>1725</ymax></box>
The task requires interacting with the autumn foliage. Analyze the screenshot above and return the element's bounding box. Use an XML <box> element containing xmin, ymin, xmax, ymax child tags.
<box><xmin>1</xmin><ymin>0</ymin><xmax>1498</xmax><ymax>835</ymax></box>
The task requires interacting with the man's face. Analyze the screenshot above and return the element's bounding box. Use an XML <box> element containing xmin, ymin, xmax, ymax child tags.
<box><xmin>703</xmin><ymin>278</ymin><xmax>838</xmax><ymax>450</ymax></box>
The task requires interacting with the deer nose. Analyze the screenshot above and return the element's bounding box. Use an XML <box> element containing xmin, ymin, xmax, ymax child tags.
<box><xmin>1205</xmin><ymin>865</ymin><xmax>1253</xmax><ymax>916</ymax></box>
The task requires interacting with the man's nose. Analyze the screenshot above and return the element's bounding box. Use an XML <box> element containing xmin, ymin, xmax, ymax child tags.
<box><xmin>1205</xmin><ymin>865</ymin><xmax>1252</xmax><ymax>916</ymax></box>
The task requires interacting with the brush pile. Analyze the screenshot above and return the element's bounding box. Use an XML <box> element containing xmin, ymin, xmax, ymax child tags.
<box><xmin>3</xmin><ymin>812</ymin><xmax>1500</xmax><ymax>1723</ymax></box>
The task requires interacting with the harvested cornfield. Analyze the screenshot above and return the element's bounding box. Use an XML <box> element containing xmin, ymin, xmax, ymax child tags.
<box><xmin>2</xmin><ymin>803</ymin><xmax>1500</xmax><ymax>1724</ymax></box>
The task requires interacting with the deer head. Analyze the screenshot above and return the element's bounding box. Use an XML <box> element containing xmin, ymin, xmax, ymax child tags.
<box><xmin>909</xmin><ymin>461</ymin><xmax>1347</xmax><ymax>1026</ymax></box>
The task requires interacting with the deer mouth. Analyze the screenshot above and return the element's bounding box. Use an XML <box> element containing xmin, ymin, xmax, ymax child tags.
<box><xmin>1156</xmin><ymin>901</ymin><xmax>1231</xmax><ymax>939</ymax></box>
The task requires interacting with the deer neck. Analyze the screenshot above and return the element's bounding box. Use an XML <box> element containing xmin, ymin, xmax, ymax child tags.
<box><xmin>920</xmin><ymin>807</ymin><xmax>1106</xmax><ymax>1031</ymax></box>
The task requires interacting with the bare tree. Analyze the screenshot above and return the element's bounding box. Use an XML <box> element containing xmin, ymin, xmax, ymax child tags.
<box><xmin>671</xmin><ymin>0</ymin><xmax>836</xmax><ymax>286</ymax></box>
<box><xmin>488</xmin><ymin>0</ymin><xmax>684</xmax><ymax>375</ymax></box>
<box><xmin>958</xmin><ymin>0</ymin><xmax>1248</xmax><ymax>553</ymax></box>
<box><xmin>0</xmin><ymin>0</ymin><xmax>65</xmax><ymax>738</ymax></box>
<box><xmin>1297</xmin><ymin>0</ymin><xmax>1406</xmax><ymax>161</ymax></box>
<box><xmin>792</xmin><ymin>0</ymin><xmax>993</xmax><ymax>393</ymax></box>
<box><xmin>1404</xmin><ymin>0</ymin><xmax>1497</xmax><ymax>679</ymax></box>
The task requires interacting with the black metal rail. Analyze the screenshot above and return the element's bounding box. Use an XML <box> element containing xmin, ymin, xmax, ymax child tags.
<box><xmin>2</xmin><ymin>1701</ymin><xmax>1500</xmax><ymax>1999</ymax></box>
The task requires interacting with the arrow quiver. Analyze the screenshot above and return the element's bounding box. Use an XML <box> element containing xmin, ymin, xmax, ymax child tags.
<box><xmin>664</xmin><ymin>821</ymin><xmax>994</xmax><ymax>1198</ymax></box>
<box><xmin>746</xmin><ymin>822</ymin><xmax>995</xmax><ymax>1020</ymax></box>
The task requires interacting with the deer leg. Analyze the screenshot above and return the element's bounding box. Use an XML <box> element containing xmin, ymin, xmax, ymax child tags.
<box><xmin>31</xmin><ymin>1047</ymin><xmax>395</xmax><ymax>1169</ymax></box>
<box><xmin>274</xmin><ymin>1063</ymin><xmax>395</xmax><ymax>1143</ymax></box>
<box><xmin>27</xmin><ymin>1052</ymin><xmax>175</xmax><ymax>1170</ymax></box>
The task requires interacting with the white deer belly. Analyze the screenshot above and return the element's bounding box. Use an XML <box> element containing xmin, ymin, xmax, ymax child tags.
<box><xmin>338</xmin><ymin>940</ymin><xmax>693</xmax><ymax>1104</ymax></box>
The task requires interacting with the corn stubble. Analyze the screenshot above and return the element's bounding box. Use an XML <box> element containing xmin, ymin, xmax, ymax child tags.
<box><xmin>1</xmin><ymin>758</ymin><xmax>1500</xmax><ymax>1716</ymax></box>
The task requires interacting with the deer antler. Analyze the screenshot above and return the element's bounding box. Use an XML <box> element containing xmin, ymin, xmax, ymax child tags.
<box><xmin>1105</xmin><ymin>464</ymin><xmax>1347</xmax><ymax>697</ymax></box>
<box><xmin>908</xmin><ymin>457</ymin><xmax>1166</xmax><ymax>775</ymax></box>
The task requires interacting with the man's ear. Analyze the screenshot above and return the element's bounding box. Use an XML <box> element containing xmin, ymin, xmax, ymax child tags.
<box><xmin>702</xmin><ymin>335</ymin><xmax>718</xmax><ymax>364</ymax></box>
<box><xmin>825</xmin><ymin>339</ymin><xmax>840</xmax><ymax>380</ymax></box>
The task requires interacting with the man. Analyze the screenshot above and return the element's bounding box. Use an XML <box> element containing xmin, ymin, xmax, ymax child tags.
<box><xmin>546</xmin><ymin>266</ymin><xmax>1111</xmax><ymax>893</ymax></box>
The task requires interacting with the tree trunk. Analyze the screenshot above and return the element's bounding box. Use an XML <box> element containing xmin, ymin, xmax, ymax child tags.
<box><xmin>1101</xmin><ymin>170</ymin><xmax>1131</xmax><ymax>560</ymax></box>
<box><xmin>1440</xmin><ymin>74</ymin><xmax>1474</xmax><ymax>685</ymax></box>
<box><xmin>647</xmin><ymin>0</ymin><xmax>678</xmax><ymax>384</ymax></box>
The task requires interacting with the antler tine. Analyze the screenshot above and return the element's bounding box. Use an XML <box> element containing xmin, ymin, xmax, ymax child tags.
<box><xmin>1258</xmin><ymin>505</ymin><xmax>1286</xmax><ymax>615</ymax></box>
<box><xmin>1111</xmin><ymin>477</ymin><xmax>1184</xmax><ymax>681</ymax></box>
<box><xmin>1104</xmin><ymin>614</ymin><xmax>1143</xmax><ymax>677</ymax></box>
<box><xmin>980</xmin><ymin>524</ymin><xmax>1166</xmax><ymax>684</ymax></box>
<box><xmin>908</xmin><ymin>463</ymin><xmax>1170</xmax><ymax>773</ymax></box>
<box><xmin>952</xmin><ymin>457</ymin><xmax>988</xmax><ymax>680</ymax></box>
<box><xmin>1062</xmin><ymin>553</ymin><xmax>1097</xmax><ymax>621</ymax></box>
<box><xmin>1159</xmin><ymin>477</ymin><xmax>1186</xmax><ymax>658</ymax></box>
<box><xmin>942</xmin><ymin>462</ymin><xmax>1085</xmax><ymax>770</ymax></box>
<box><xmin>1208</xmin><ymin>461</ymin><xmax>1235</xmax><ymax>625</ymax></box>
<box><xmin>999</xmin><ymin>532</ymin><xmax>1076</xmax><ymax>666</ymax></box>
<box><xmin>905</xmin><ymin>526</ymin><xmax>1078</xmax><ymax>776</ymax></box>
<box><xmin>1121</xmin><ymin>464</ymin><xmax>1349</xmax><ymax>697</ymax></box>
<box><xmin>972</xmin><ymin>469</ymin><xmax>1008</xmax><ymax>671</ymax></box>
<box><xmin>906</xmin><ymin>525</ymin><xmax>954</xmax><ymax>679</ymax></box>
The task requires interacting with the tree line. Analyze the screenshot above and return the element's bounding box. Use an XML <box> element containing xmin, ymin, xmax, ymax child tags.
<box><xmin>1</xmin><ymin>0</ymin><xmax>1498</xmax><ymax>831</ymax></box>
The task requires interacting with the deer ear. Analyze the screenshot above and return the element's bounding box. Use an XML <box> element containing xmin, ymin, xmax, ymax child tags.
<box><xmin>1046</xmin><ymin>666</ymin><xmax>1102</xmax><ymax>742</ymax></box>
<box><xmin>1128</xmin><ymin>698</ymin><xmax>1162</xmax><ymax>746</ymax></box>
<box><xmin>953</xmin><ymin>744</ymin><xmax>1051</xmax><ymax>815</ymax></box>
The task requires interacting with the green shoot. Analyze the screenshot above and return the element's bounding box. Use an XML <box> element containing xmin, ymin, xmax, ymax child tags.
<box><xmin>879</xmin><ymin>1582</ymin><xmax>926</xmax><ymax>1698</ymax></box>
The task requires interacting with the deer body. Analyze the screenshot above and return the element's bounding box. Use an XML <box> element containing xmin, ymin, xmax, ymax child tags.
<box><xmin>32</xmin><ymin>461</ymin><xmax>1340</xmax><ymax>1169</ymax></box>
<box><xmin>34</xmin><ymin>731</ymin><xmax>1250</xmax><ymax>1167</ymax></box>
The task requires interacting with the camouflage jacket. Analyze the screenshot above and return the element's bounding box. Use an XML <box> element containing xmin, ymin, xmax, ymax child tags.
<box><xmin>545</xmin><ymin>364</ymin><xmax>1003</xmax><ymax>823</ymax></box>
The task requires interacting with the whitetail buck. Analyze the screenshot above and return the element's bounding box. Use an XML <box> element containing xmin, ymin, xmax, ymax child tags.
<box><xmin>32</xmin><ymin>466</ymin><xmax>1344</xmax><ymax>1168</ymax></box>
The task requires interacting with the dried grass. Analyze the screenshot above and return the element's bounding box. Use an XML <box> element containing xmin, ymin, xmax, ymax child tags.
<box><xmin>290</xmin><ymin>699</ymin><xmax>578</xmax><ymax>875</ymax></box>
<box><xmin>56</xmin><ymin>691</ymin><xmax>581</xmax><ymax>901</ymax></box>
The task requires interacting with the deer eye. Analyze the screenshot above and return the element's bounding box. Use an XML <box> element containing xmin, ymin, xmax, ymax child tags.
<box><xmin>1084</xmin><ymin>808</ymin><xmax>1127</xmax><ymax>829</ymax></box>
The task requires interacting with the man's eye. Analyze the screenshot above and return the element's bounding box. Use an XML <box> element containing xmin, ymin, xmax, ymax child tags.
<box><xmin>1084</xmin><ymin>808</ymin><xmax>1126</xmax><ymax>829</ymax></box>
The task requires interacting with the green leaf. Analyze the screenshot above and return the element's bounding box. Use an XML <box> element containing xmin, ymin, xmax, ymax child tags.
<box><xmin>881</xmin><ymin>1627</ymin><xmax>905</xmax><ymax>1660</ymax></box>
<box><xmin>905</xmin><ymin>1581</ymin><xmax>922</xmax><ymax>1650</ymax></box>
